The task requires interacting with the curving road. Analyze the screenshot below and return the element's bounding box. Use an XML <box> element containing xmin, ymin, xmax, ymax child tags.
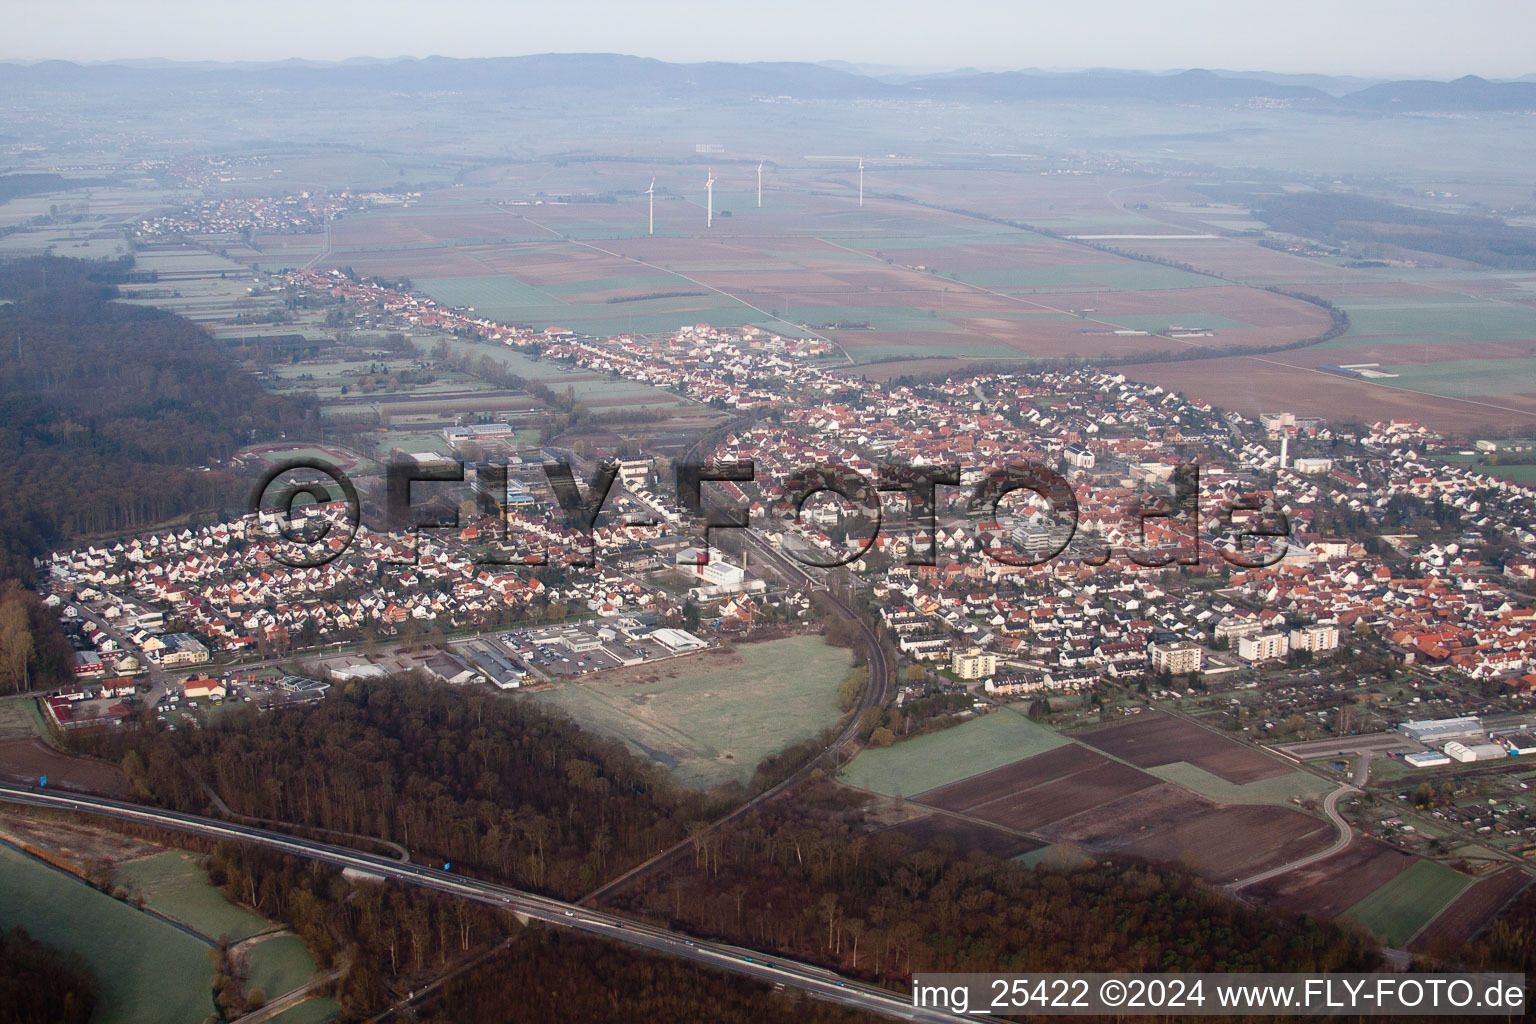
<box><xmin>0</xmin><ymin>784</ymin><xmax>972</xmax><ymax>1023</ymax></box>
<box><xmin>1226</xmin><ymin>783</ymin><xmax>1359</xmax><ymax>892</ymax></box>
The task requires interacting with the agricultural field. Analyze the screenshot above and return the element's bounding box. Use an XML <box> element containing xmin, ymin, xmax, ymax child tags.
<box><xmin>437</xmin><ymin>338</ymin><xmax>699</xmax><ymax>410</ymax></box>
<box><xmin>1410</xmin><ymin>867</ymin><xmax>1532</xmax><ymax>952</ymax></box>
<box><xmin>112</xmin><ymin>851</ymin><xmax>272</xmax><ymax>942</ymax></box>
<box><xmin>116</xmin><ymin>245</ymin><xmax>277</xmax><ymax>324</ymax></box>
<box><xmin>265</xmin><ymin>998</ymin><xmax>343</xmax><ymax>1024</ymax></box>
<box><xmin>1341</xmin><ymin>858</ymin><xmax>1472</xmax><ymax>947</ymax></box>
<box><xmin>1248</xmin><ymin>837</ymin><xmax>1419</xmax><ymax>919</ymax></box>
<box><xmin>1146</xmin><ymin>761</ymin><xmax>1332</xmax><ymax>806</ymax></box>
<box><xmin>1099</xmin><ymin>209</ymin><xmax>1536</xmax><ymax>433</ymax></box>
<box><xmin>0</xmin><ymin>843</ymin><xmax>218</xmax><ymax>1024</ymax></box>
<box><xmin>0</xmin><ymin>695</ymin><xmax>45</xmax><ymax>741</ymax></box>
<box><xmin>1117</xmin><ymin>353</ymin><xmax>1534</xmax><ymax>434</ymax></box>
<box><xmin>920</xmin><ymin>747</ymin><xmax>1161</xmax><ymax>833</ymax></box>
<box><xmin>1076</xmin><ymin>712</ymin><xmax>1295</xmax><ymax>784</ymax></box>
<box><xmin>245</xmin><ymin>933</ymin><xmax>323</xmax><ymax>1001</ymax></box>
<box><xmin>264</xmin><ymin>357</ymin><xmax>499</xmax><ymax>401</ymax></box>
<box><xmin>837</xmin><ymin>708</ymin><xmax>1068</xmax><ymax>798</ymax></box>
<box><xmin>1047</xmin><ymin>785</ymin><xmax>1332</xmax><ymax>882</ymax></box>
<box><xmin>1371</xmin><ymin>358</ymin><xmax>1536</xmax><ymax>400</ymax></box>
<box><xmin>302</xmin><ymin>173</ymin><xmax>1336</xmax><ymax>369</ymax></box>
<box><xmin>0</xmin><ymin>736</ymin><xmax>127</xmax><ymax>794</ymax></box>
<box><xmin>528</xmin><ymin>635</ymin><xmax>850</xmax><ymax>789</ymax></box>
<box><xmin>848</xmin><ymin>712</ymin><xmax>1337</xmax><ymax>884</ymax></box>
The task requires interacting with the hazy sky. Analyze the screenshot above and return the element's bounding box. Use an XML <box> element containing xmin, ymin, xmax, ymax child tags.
<box><xmin>6</xmin><ymin>0</ymin><xmax>1534</xmax><ymax>79</ymax></box>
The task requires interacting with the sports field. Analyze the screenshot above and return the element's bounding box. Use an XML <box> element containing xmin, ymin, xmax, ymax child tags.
<box><xmin>529</xmin><ymin>635</ymin><xmax>850</xmax><ymax>789</ymax></box>
<box><xmin>1342</xmin><ymin>858</ymin><xmax>1471</xmax><ymax>946</ymax></box>
<box><xmin>0</xmin><ymin>843</ymin><xmax>216</xmax><ymax>1024</ymax></box>
<box><xmin>838</xmin><ymin>708</ymin><xmax>1068</xmax><ymax>798</ymax></box>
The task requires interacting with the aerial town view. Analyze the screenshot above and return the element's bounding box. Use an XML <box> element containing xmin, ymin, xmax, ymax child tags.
<box><xmin>3</xmin><ymin>2</ymin><xmax>1536</xmax><ymax>1021</ymax></box>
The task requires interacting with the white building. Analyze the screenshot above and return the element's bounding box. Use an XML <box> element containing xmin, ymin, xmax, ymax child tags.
<box><xmin>1289</xmin><ymin>624</ymin><xmax>1340</xmax><ymax>654</ymax></box>
<box><xmin>951</xmin><ymin>647</ymin><xmax>998</xmax><ymax>680</ymax></box>
<box><xmin>158</xmin><ymin>633</ymin><xmax>210</xmax><ymax>666</ymax></box>
<box><xmin>676</xmin><ymin>547</ymin><xmax>744</xmax><ymax>586</ymax></box>
<box><xmin>1400</xmin><ymin>716</ymin><xmax>1483</xmax><ymax>743</ymax></box>
<box><xmin>1150</xmin><ymin>641</ymin><xmax>1204</xmax><ymax>675</ymax></box>
<box><xmin>1444</xmin><ymin>741</ymin><xmax>1507</xmax><ymax>763</ymax></box>
<box><xmin>617</xmin><ymin>458</ymin><xmax>653</xmax><ymax>491</ymax></box>
<box><xmin>1214</xmin><ymin>617</ymin><xmax>1265</xmax><ymax>643</ymax></box>
<box><xmin>1238</xmin><ymin>631</ymin><xmax>1290</xmax><ymax>663</ymax></box>
<box><xmin>652</xmin><ymin>628</ymin><xmax>707</xmax><ymax>652</ymax></box>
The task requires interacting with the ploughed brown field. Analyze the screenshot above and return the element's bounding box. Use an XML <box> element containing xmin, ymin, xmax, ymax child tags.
<box><xmin>971</xmin><ymin>761</ymin><xmax>1161</xmax><ymax>832</ymax></box>
<box><xmin>905</xmin><ymin>733</ymin><xmax>1333</xmax><ymax>884</ymax></box>
<box><xmin>1039</xmin><ymin>781</ymin><xmax>1332</xmax><ymax>883</ymax></box>
<box><xmin>1112</xmin><ymin>803</ymin><xmax>1333</xmax><ymax>881</ymax></box>
<box><xmin>1076</xmin><ymin>712</ymin><xmax>1293</xmax><ymax>784</ymax></box>
<box><xmin>0</xmin><ymin>738</ymin><xmax>127</xmax><ymax>797</ymax></box>
<box><xmin>1409</xmin><ymin>867</ymin><xmax>1533</xmax><ymax>952</ymax></box>
<box><xmin>1119</xmin><ymin>354</ymin><xmax>1536</xmax><ymax>434</ymax></box>
<box><xmin>1247</xmin><ymin>837</ymin><xmax>1417</xmax><ymax>918</ymax></box>
<box><xmin>914</xmin><ymin>743</ymin><xmax>1106</xmax><ymax>811</ymax></box>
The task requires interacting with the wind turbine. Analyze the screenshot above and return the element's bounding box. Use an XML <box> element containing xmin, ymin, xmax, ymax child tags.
<box><xmin>858</xmin><ymin>156</ymin><xmax>864</xmax><ymax>207</ymax></box>
<box><xmin>645</xmin><ymin>177</ymin><xmax>655</xmax><ymax>236</ymax></box>
<box><xmin>757</xmin><ymin>160</ymin><xmax>763</xmax><ymax>208</ymax></box>
<box><xmin>706</xmin><ymin>167</ymin><xmax>717</xmax><ymax>228</ymax></box>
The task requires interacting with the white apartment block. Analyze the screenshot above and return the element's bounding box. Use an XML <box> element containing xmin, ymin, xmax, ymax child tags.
<box><xmin>1289</xmin><ymin>624</ymin><xmax>1340</xmax><ymax>654</ymax></box>
<box><xmin>1149</xmin><ymin>641</ymin><xmax>1204</xmax><ymax>675</ymax></box>
<box><xmin>1238</xmin><ymin>631</ymin><xmax>1290</xmax><ymax>663</ymax></box>
<box><xmin>951</xmin><ymin>647</ymin><xmax>998</xmax><ymax>680</ymax></box>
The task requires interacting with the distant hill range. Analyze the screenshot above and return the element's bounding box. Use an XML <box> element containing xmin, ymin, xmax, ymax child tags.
<box><xmin>3</xmin><ymin>55</ymin><xmax>1536</xmax><ymax>112</ymax></box>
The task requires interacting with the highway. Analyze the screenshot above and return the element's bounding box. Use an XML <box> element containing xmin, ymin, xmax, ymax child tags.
<box><xmin>0</xmin><ymin>784</ymin><xmax>969</xmax><ymax>1023</ymax></box>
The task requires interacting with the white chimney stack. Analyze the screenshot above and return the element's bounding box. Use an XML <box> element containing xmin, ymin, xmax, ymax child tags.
<box><xmin>1280</xmin><ymin>433</ymin><xmax>1289</xmax><ymax>471</ymax></box>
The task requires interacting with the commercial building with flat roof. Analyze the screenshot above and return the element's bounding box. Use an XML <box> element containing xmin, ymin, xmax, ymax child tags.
<box><xmin>1400</xmin><ymin>716</ymin><xmax>1483</xmax><ymax>742</ymax></box>
<box><xmin>1445</xmin><ymin>741</ymin><xmax>1507</xmax><ymax>763</ymax></box>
